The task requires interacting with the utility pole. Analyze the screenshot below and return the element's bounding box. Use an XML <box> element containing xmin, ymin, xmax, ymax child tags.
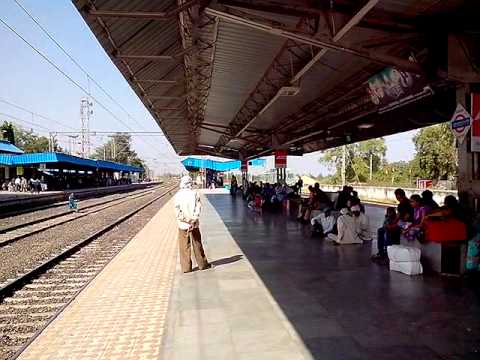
<box><xmin>341</xmin><ymin>145</ymin><xmax>346</xmax><ymax>186</ymax></box>
<box><xmin>111</xmin><ymin>137</ymin><xmax>116</xmax><ymax>161</ymax></box>
<box><xmin>369</xmin><ymin>152</ymin><xmax>373</xmax><ymax>181</ymax></box>
<box><xmin>80</xmin><ymin>98</ymin><xmax>93</xmax><ymax>158</ymax></box>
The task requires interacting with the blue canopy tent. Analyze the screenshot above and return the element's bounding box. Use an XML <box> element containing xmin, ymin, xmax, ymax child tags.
<box><xmin>181</xmin><ymin>157</ymin><xmax>265</xmax><ymax>172</ymax></box>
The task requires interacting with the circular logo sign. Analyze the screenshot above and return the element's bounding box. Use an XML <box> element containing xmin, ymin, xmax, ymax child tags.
<box><xmin>452</xmin><ymin>113</ymin><xmax>470</xmax><ymax>133</ymax></box>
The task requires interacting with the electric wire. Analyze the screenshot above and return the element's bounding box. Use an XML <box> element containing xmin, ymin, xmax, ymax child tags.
<box><xmin>0</xmin><ymin>111</ymin><xmax>52</xmax><ymax>132</ymax></box>
<box><xmin>0</xmin><ymin>16</ymin><xmax>138</xmax><ymax>135</ymax></box>
<box><xmin>1</xmin><ymin>7</ymin><xmax>181</xmax><ymax>170</ymax></box>
<box><xmin>0</xmin><ymin>98</ymin><xmax>77</xmax><ymax>131</ymax></box>
<box><xmin>12</xmin><ymin>0</ymin><xmax>174</xmax><ymax>155</ymax></box>
<box><xmin>13</xmin><ymin>0</ymin><xmax>181</xmax><ymax>165</ymax></box>
<box><xmin>13</xmin><ymin>0</ymin><xmax>149</xmax><ymax>132</ymax></box>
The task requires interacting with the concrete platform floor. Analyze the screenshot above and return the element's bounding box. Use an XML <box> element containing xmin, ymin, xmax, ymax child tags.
<box><xmin>163</xmin><ymin>193</ymin><xmax>480</xmax><ymax>360</ymax></box>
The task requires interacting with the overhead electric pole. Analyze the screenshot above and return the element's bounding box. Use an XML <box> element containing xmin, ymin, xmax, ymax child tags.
<box><xmin>80</xmin><ymin>98</ymin><xmax>93</xmax><ymax>158</ymax></box>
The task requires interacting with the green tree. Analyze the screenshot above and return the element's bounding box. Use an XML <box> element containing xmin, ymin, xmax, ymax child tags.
<box><xmin>373</xmin><ymin>161</ymin><xmax>416</xmax><ymax>187</ymax></box>
<box><xmin>1</xmin><ymin>122</ymin><xmax>60</xmax><ymax>152</ymax></box>
<box><xmin>15</xmin><ymin>127</ymin><xmax>60</xmax><ymax>153</ymax></box>
<box><xmin>1</xmin><ymin>122</ymin><xmax>15</xmax><ymax>144</ymax></box>
<box><xmin>92</xmin><ymin>133</ymin><xmax>145</xmax><ymax>168</ymax></box>
<box><xmin>320</xmin><ymin>138</ymin><xmax>386</xmax><ymax>183</ymax></box>
<box><xmin>412</xmin><ymin>123</ymin><xmax>456</xmax><ymax>182</ymax></box>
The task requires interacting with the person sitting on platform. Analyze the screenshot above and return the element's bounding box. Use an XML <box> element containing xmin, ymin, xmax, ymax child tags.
<box><xmin>335</xmin><ymin>185</ymin><xmax>353</xmax><ymax>210</ymax></box>
<box><xmin>421</xmin><ymin>190</ymin><xmax>439</xmax><ymax>213</ymax></box>
<box><xmin>427</xmin><ymin>195</ymin><xmax>465</xmax><ymax>222</ymax></box>
<box><xmin>372</xmin><ymin>207</ymin><xmax>401</xmax><ymax>260</ymax></box>
<box><xmin>297</xmin><ymin>186</ymin><xmax>315</xmax><ymax>221</ymax></box>
<box><xmin>402</xmin><ymin>194</ymin><xmax>428</xmax><ymax>241</ymax></box>
<box><xmin>8</xmin><ymin>179</ymin><xmax>15</xmax><ymax>192</ymax></box>
<box><xmin>327</xmin><ymin>208</ymin><xmax>363</xmax><ymax>245</ymax></box>
<box><xmin>248</xmin><ymin>190</ymin><xmax>264</xmax><ymax>212</ymax></box>
<box><xmin>311</xmin><ymin>207</ymin><xmax>337</xmax><ymax>237</ymax></box>
<box><xmin>351</xmin><ymin>204</ymin><xmax>372</xmax><ymax>241</ymax></box>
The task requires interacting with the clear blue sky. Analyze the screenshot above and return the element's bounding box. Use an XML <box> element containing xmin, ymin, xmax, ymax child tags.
<box><xmin>0</xmin><ymin>0</ymin><xmax>416</xmax><ymax>175</ymax></box>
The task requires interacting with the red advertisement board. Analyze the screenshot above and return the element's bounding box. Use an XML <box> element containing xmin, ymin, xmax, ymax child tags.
<box><xmin>471</xmin><ymin>93</ymin><xmax>480</xmax><ymax>152</ymax></box>
<box><xmin>275</xmin><ymin>150</ymin><xmax>287</xmax><ymax>168</ymax></box>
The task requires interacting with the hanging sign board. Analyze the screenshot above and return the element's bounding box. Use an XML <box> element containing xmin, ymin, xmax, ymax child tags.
<box><xmin>367</xmin><ymin>67</ymin><xmax>433</xmax><ymax>112</ymax></box>
<box><xmin>471</xmin><ymin>93</ymin><xmax>480</xmax><ymax>152</ymax></box>
<box><xmin>450</xmin><ymin>103</ymin><xmax>472</xmax><ymax>144</ymax></box>
<box><xmin>274</xmin><ymin>150</ymin><xmax>287</xmax><ymax>168</ymax></box>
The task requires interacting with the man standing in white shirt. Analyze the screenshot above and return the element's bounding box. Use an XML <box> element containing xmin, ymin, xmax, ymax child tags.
<box><xmin>174</xmin><ymin>175</ymin><xmax>210</xmax><ymax>273</ymax></box>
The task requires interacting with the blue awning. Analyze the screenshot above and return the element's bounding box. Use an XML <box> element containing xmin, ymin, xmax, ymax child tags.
<box><xmin>96</xmin><ymin>160</ymin><xmax>143</xmax><ymax>173</ymax></box>
<box><xmin>0</xmin><ymin>154</ymin><xmax>13</xmax><ymax>165</ymax></box>
<box><xmin>0</xmin><ymin>140</ymin><xmax>24</xmax><ymax>154</ymax></box>
<box><xmin>182</xmin><ymin>157</ymin><xmax>266</xmax><ymax>171</ymax></box>
<box><xmin>0</xmin><ymin>152</ymin><xmax>143</xmax><ymax>173</ymax></box>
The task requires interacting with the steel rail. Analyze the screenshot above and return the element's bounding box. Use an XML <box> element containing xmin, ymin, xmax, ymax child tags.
<box><xmin>4</xmin><ymin>184</ymin><xmax>177</xmax><ymax>360</ymax></box>
<box><xmin>0</xmin><ymin>183</ymin><xmax>162</xmax><ymax>219</ymax></box>
<box><xmin>0</xmin><ymin>184</ymin><xmax>177</xmax><ymax>301</ymax></box>
<box><xmin>0</xmin><ymin>186</ymin><xmax>163</xmax><ymax>234</ymax></box>
<box><xmin>0</xmin><ymin>184</ymin><xmax>170</xmax><ymax>248</ymax></box>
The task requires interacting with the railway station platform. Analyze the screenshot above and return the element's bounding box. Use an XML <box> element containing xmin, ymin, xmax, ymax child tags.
<box><xmin>17</xmin><ymin>190</ymin><xmax>480</xmax><ymax>359</ymax></box>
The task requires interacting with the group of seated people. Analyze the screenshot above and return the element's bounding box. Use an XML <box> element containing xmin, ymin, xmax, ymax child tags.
<box><xmin>299</xmin><ymin>185</ymin><xmax>372</xmax><ymax>245</ymax></box>
<box><xmin>244</xmin><ymin>181</ymin><xmax>299</xmax><ymax>211</ymax></box>
<box><xmin>372</xmin><ymin>188</ymin><xmax>466</xmax><ymax>260</ymax></box>
<box><xmin>1</xmin><ymin>177</ymin><xmax>43</xmax><ymax>193</ymax></box>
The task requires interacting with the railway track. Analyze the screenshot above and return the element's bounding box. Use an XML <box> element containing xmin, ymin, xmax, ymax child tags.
<box><xmin>0</xmin><ymin>185</ymin><xmax>162</xmax><ymax>234</ymax></box>
<box><xmin>0</xmin><ymin>183</ymin><xmax>161</xmax><ymax>220</ymax></box>
<box><xmin>0</xmin><ymin>186</ymin><xmax>166</xmax><ymax>248</ymax></box>
<box><xmin>0</xmin><ymin>184</ymin><xmax>177</xmax><ymax>360</ymax></box>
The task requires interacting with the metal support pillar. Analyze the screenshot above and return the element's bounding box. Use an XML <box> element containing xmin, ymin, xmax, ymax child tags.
<box><xmin>276</xmin><ymin>167</ymin><xmax>286</xmax><ymax>184</ymax></box>
<box><xmin>456</xmin><ymin>85</ymin><xmax>480</xmax><ymax>213</ymax></box>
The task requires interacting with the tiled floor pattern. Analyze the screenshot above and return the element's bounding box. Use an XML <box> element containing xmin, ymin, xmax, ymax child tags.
<box><xmin>19</xmin><ymin>199</ymin><xmax>178</xmax><ymax>360</ymax></box>
<box><xmin>160</xmin><ymin>193</ymin><xmax>311</xmax><ymax>360</ymax></box>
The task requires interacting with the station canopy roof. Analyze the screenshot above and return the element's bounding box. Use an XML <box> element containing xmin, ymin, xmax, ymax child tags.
<box><xmin>182</xmin><ymin>156</ymin><xmax>265</xmax><ymax>171</ymax></box>
<box><xmin>0</xmin><ymin>140</ymin><xmax>24</xmax><ymax>155</ymax></box>
<box><xmin>73</xmin><ymin>0</ymin><xmax>474</xmax><ymax>160</ymax></box>
<box><xmin>0</xmin><ymin>152</ymin><xmax>143</xmax><ymax>173</ymax></box>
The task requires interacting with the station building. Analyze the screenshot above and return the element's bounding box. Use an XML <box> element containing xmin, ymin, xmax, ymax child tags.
<box><xmin>0</xmin><ymin>140</ymin><xmax>143</xmax><ymax>190</ymax></box>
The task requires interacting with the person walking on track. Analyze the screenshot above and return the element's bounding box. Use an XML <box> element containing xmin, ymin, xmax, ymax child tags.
<box><xmin>174</xmin><ymin>175</ymin><xmax>211</xmax><ymax>273</ymax></box>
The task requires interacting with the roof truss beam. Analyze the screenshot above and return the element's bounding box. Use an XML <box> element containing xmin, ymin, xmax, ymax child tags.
<box><xmin>205</xmin><ymin>6</ymin><xmax>423</xmax><ymax>74</ymax></box>
<box><xmin>217</xmin><ymin>0</ymin><xmax>419</xmax><ymax>34</ymax></box>
<box><xmin>86</xmin><ymin>1</ymin><xmax>200</xmax><ymax>20</ymax></box>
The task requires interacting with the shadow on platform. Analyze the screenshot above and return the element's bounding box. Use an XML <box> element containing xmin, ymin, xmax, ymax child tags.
<box><xmin>211</xmin><ymin>254</ymin><xmax>243</xmax><ymax>267</ymax></box>
<box><xmin>206</xmin><ymin>194</ymin><xmax>480</xmax><ymax>360</ymax></box>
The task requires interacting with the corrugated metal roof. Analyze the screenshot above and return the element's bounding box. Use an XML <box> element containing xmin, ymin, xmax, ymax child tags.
<box><xmin>200</xmin><ymin>20</ymin><xmax>286</xmax><ymax>146</ymax></box>
<box><xmin>0</xmin><ymin>154</ymin><xmax>13</xmax><ymax>165</ymax></box>
<box><xmin>3</xmin><ymin>153</ymin><xmax>143</xmax><ymax>172</ymax></box>
<box><xmin>72</xmin><ymin>0</ymin><xmax>466</xmax><ymax>159</ymax></box>
<box><xmin>11</xmin><ymin>152</ymin><xmax>98</xmax><ymax>167</ymax></box>
<box><xmin>182</xmin><ymin>156</ymin><xmax>265</xmax><ymax>171</ymax></box>
<box><xmin>96</xmin><ymin>160</ymin><xmax>144</xmax><ymax>173</ymax></box>
<box><xmin>0</xmin><ymin>140</ymin><xmax>24</xmax><ymax>154</ymax></box>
